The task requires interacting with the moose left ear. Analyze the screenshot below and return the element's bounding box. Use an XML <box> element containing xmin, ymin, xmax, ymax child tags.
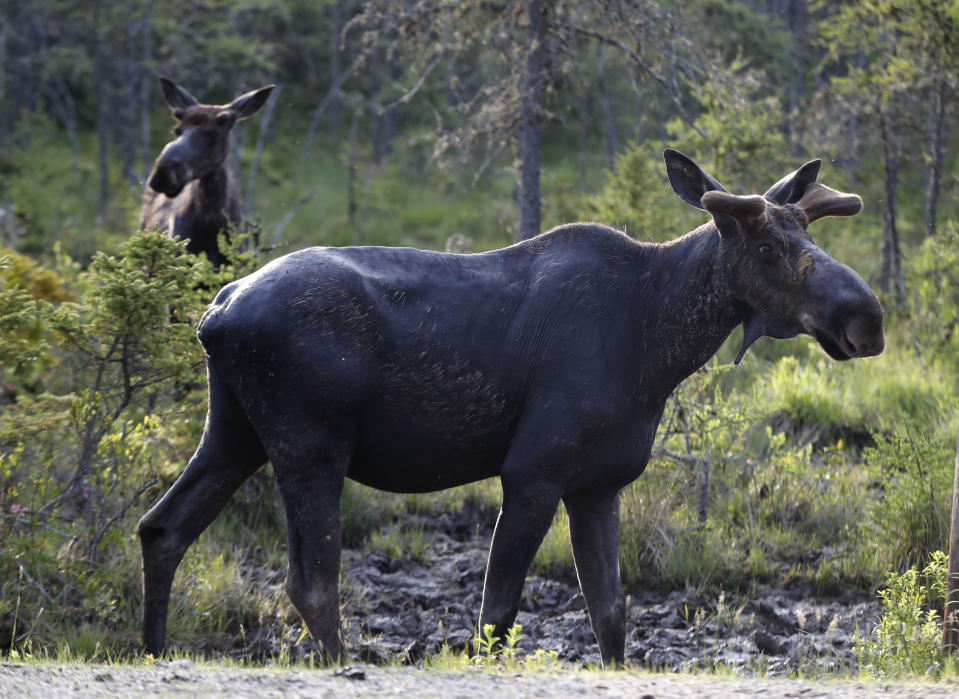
<box><xmin>764</xmin><ymin>159</ymin><xmax>822</xmax><ymax>204</ymax></box>
<box><xmin>159</xmin><ymin>78</ymin><xmax>199</xmax><ymax>112</ymax></box>
<box><xmin>664</xmin><ymin>148</ymin><xmax>728</xmax><ymax>210</ymax></box>
<box><xmin>227</xmin><ymin>84</ymin><xmax>276</xmax><ymax>120</ymax></box>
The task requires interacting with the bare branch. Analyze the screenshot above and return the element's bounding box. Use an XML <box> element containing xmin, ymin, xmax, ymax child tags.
<box><xmin>556</xmin><ymin>21</ymin><xmax>707</xmax><ymax>138</ymax></box>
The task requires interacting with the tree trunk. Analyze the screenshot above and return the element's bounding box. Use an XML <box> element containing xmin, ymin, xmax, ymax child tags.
<box><xmin>94</xmin><ymin>6</ymin><xmax>110</xmax><ymax>222</ymax></box>
<box><xmin>595</xmin><ymin>42</ymin><xmax>617</xmax><ymax>172</ymax></box>
<box><xmin>0</xmin><ymin>18</ymin><xmax>7</xmax><ymax>143</ymax></box>
<box><xmin>140</xmin><ymin>0</ymin><xmax>153</xmax><ymax>181</ymax></box>
<box><xmin>517</xmin><ymin>0</ymin><xmax>548</xmax><ymax>241</ymax></box>
<box><xmin>845</xmin><ymin>50</ymin><xmax>867</xmax><ymax>185</ymax></box>
<box><xmin>370</xmin><ymin>50</ymin><xmax>385</xmax><ymax>165</ymax></box>
<box><xmin>121</xmin><ymin>0</ymin><xmax>139</xmax><ymax>187</ymax></box>
<box><xmin>577</xmin><ymin>85</ymin><xmax>591</xmax><ymax>190</ymax></box>
<box><xmin>923</xmin><ymin>79</ymin><xmax>948</xmax><ymax>237</ymax></box>
<box><xmin>384</xmin><ymin>39</ymin><xmax>402</xmax><ymax>158</ymax></box>
<box><xmin>347</xmin><ymin>108</ymin><xmax>360</xmax><ymax>223</ymax></box>
<box><xmin>943</xmin><ymin>427</ymin><xmax>959</xmax><ymax>653</ymax></box>
<box><xmin>785</xmin><ymin>0</ymin><xmax>808</xmax><ymax>150</ymax></box>
<box><xmin>328</xmin><ymin>0</ymin><xmax>344</xmax><ymax>142</ymax></box>
<box><xmin>878</xmin><ymin>109</ymin><xmax>904</xmax><ymax>303</ymax></box>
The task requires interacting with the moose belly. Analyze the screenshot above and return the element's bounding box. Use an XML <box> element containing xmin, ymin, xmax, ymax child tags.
<box><xmin>346</xmin><ymin>382</ymin><xmax>515</xmax><ymax>493</ymax></box>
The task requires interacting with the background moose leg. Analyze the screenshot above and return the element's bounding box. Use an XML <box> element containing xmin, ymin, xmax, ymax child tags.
<box><xmin>138</xmin><ymin>368</ymin><xmax>268</xmax><ymax>655</ymax></box>
<box><xmin>269</xmin><ymin>434</ymin><xmax>351</xmax><ymax>663</ymax></box>
<box><xmin>564</xmin><ymin>485</ymin><xmax>626</xmax><ymax>668</ymax></box>
<box><xmin>477</xmin><ymin>476</ymin><xmax>562</xmax><ymax>650</ymax></box>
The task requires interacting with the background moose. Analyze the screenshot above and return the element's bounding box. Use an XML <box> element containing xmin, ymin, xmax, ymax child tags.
<box><xmin>140</xmin><ymin>78</ymin><xmax>274</xmax><ymax>269</ymax></box>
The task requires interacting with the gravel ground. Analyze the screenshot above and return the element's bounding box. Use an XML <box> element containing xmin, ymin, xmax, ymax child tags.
<box><xmin>2</xmin><ymin>660</ymin><xmax>958</xmax><ymax>698</ymax></box>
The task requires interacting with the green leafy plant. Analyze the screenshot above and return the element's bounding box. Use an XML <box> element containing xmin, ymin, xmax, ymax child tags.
<box><xmin>856</xmin><ymin>551</ymin><xmax>948</xmax><ymax>678</ymax></box>
<box><xmin>471</xmin><ymin>623</ymin><xmax>525</xmax><ymax>669</ymax></box>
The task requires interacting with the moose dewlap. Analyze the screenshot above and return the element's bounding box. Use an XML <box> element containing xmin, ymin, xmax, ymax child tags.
<box><xmin>139</xmin><ymin>149</ymin><xmax>884</xmax><ymax>668</ymax></box>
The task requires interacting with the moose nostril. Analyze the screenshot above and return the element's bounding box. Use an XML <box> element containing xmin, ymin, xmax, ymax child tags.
<box><xmin>845</xmin><ymin>326</ymin><xmax>884</xmax><ymax>358</ymax></box>
<box><xmin>841</xmin><ymin>330</ymin><xmax>860</xmax><ymax>357</ymax></box>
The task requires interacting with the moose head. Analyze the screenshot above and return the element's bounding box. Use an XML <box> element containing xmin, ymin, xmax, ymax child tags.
<box><xmin>665</xmin><ymin>149</ymin><xmax>885</xmax><ymax>364</ymax></box>
<box><xmin>147</xmin><ymin>78</ymin><xmax>275</xmax><ymax>199</ymax></box>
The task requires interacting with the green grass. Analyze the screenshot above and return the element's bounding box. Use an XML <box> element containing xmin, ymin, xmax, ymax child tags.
<box><xmin>752</xmin><ymin>332</ymin><xmax>951</xmax><ymax>443</ymax></box>
<box><xmin>368</xmin><ymin>522</ymin><xmax>434</xmax><ymax>564</ymax></box>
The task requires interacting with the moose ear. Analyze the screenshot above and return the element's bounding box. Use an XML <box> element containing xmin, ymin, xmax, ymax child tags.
<box><xmin>664</xmin><ymin>148</ymin><xmax>728</xmax><ymax>210</ymax></box>
<box><xmin>159</xmin><ymin>78</ymin><xmax>199</xmax><ymax>112</ymax></box>
<box><xmin>701</xmin><ymin>191</ymin><xmax>767</xmax><ymax>238</ymax></box>
<box><xmin>764</xmin><ymin>159</ymin><xmax>822</xmax><ymax>204</ymax></box>
<box><xmin>796</xmin><ymin>182</ymin><xmax>863</xmax><ymax>223</ymax></box>
<box><xmin>227</xmin><ymin>84</ymin><xmax>276</xmax><ymax>120</ymax></box>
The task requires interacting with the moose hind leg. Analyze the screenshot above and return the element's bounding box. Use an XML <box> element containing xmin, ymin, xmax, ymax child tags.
<box><xmin>478</xmin><ymin>479</ymin><xmax>562</xmax><ymax>647</ymax></box>
<box><xmin>564</xmin><ymin>485</ymin><xmax>626</xmax><ymax>668</ymax></box>
<box><xmin>269</xmin><ymin>434</ymin><xmax>351</xmax><ymax>664</ymax></box>
<box><xmin>138</xmin><ymin>368</ymin><xmax>267</xmax><ymax>655</ymax></box>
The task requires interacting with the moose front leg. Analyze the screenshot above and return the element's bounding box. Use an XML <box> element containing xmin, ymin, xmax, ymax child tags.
<box><xmin>478</xmin><ymin>479</ymin><xmax>562</xmax><ymax>648</ymax></box>
<box><xmin>564</xmin><ymin>485</ymin><xmax>625</xmax><ymax>668</ymax></box>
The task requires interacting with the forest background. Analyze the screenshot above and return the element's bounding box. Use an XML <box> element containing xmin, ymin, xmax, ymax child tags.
<box><xmin>1</xmin><ymin>0</ymin><xmax>959</xmax><ymax>676</ymax></box>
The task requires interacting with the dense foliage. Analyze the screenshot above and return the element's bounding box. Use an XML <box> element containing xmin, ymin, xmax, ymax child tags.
<box><xmin>1</xmin><ymin>0</ymin><xmax>958</xmax><ymax>678</ymax></box>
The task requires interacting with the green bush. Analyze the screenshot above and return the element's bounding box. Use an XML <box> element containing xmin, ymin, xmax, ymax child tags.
<box><xmin>856</xmin><ymin>551</ymin><xmax>948</xmax><ymax>679</ymax></box>
<box><xmin>0</xmin><ymin>231</ymin><xmax>210</xmax><ymax>654</ymax></box>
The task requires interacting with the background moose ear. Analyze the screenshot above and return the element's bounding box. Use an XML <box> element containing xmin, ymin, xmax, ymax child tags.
<box><xmin>701</xmin><ymin>191</ymin><xmax>767</xmax><ymax>238</ymax></box>
<box><xmin>227</xmin><ymin>84</ymin><xmax>276</xmax><ymax>120</ymax></box>
<box><xmin>663</xmin><ymin>148</ymin><xmax>728</xmax><ymax>210</ymax></box>
<box><xmin>764</xmin><ymin>159</ymin><xmax>822</xmax><ymax>204</ymax></box>
<box><xmin>159</xmin><ymin>78</ymin><xmax>199</xmax><ymax>112</ymax></box>
<box><xmin>796</xmin><ymin>182</ymin><xmax>863</xmax><ymax>223</ymax></box>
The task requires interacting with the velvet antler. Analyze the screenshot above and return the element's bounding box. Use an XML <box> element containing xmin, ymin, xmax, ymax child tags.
<box><xmin>795</xmin><ymin>183</ymin><xmax>862</xmax><ymax>224</ymax></box>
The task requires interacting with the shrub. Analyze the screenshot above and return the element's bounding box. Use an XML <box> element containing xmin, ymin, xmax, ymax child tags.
<box><xmin>856</xmin><ymin>551</ymin><xmax>948</xmax><ymax>679</ymax></box>
<box><xmin>0</xmin><ymin>231</ymin><xmax>210</xmax><ymax>653</ymax></box>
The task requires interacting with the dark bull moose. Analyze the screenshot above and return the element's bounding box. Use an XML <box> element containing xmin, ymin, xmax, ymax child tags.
<box><xmin>139</xmin><ymin>150</ymin><xmax>884</xmax><ymax>668</ymax></box>
<box><xmin>140</xmin><ymin>78</ymin><xmax>275</xmax><ymax>269</ymax></box>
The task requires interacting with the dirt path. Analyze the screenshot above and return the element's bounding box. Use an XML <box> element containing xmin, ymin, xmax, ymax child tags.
<box><xmin>2</xmin><ymin>661</ymin><xmax>956</xmax><ymax>698</ymax></box>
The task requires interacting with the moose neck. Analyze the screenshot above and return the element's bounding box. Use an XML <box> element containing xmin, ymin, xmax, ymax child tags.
<box><xmin>630</xmin><ymin>223</ymin><xmax>746</xmax><ymax>393</ymax></box>
<box><xmin>193</xmin><ymin>166</ymin><xmax>233</xmax><ymax>220</ymax></box>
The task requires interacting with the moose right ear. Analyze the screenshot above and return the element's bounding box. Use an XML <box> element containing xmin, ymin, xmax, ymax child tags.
<box><xmin>159</xmin><ymin>78</ymin><xmax>199</xmax><ymax>112</ymax></box>
<box><xmin>664</xmin><ymin>148</ymin><xmax>728</xmax><ymax>210</ymax></box>
<box><xmin>763</xmin><ymin>159</ymin><xmax>822</xmax><ymax>204</ymax></box>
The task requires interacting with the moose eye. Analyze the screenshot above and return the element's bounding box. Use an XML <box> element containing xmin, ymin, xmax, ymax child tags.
<box><xmin>172</xmin><ymin>109</ymin><xmax>184</xmax><ymax>119</ymax></box>
<box><xmin>758</xmin><ymin>243</ymin><xmax>775</xmax><ymax>256</ymax></box>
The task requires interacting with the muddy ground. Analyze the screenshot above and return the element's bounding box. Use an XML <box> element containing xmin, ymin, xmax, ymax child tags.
<box><xmin>228</xmin><ymin>504</ymin><xmax>881</xmax><ymax>676</ymax></box>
